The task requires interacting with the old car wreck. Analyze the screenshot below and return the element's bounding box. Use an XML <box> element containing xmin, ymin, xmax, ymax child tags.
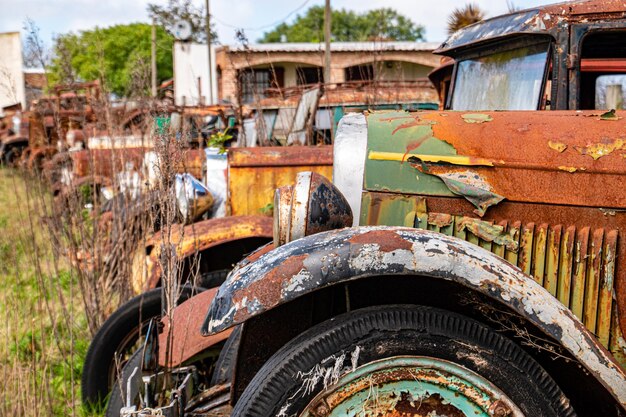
<box><xmin>104</xmin><ymin>1</ymin><xmax>626</xmax><ymax>416</ymax></box>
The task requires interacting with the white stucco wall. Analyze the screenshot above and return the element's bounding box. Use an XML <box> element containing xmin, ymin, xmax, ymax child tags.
<box><xmin>174</xmin><ymin>41</ymin><xmax>218</xmax><ymax>106</ymax></box>
<box><xmin>0</xmin><ymin>32</ymin><xmax>25</xmax><ymax>110</ymax></box>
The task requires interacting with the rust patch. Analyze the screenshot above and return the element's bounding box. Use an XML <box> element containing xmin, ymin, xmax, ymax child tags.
<box><xmin>391</xmin><ymin>118</ymin><xmax>433</xmax><ymax>135</ymax></box>
<box><xmin>232</xmin><ymin>253</ymin><xmax>309</xmax><ymax>322</ymax></box>
<box><xmin>457</xmin><ymin>217</ymin><xmax>519</xmax><ymax>252</ymax></box>
<box><xmin>158</xmin><ymin>288</ymin><xmax>232</xmax><ymax>367</ymax></box>
<box><xmin>402</xmin><ymin>132</ymin><xmax>433</xmax><ymax>162</ymax></box>
<box><xmin>428</xmin><ymin>213</ymin><xmax>454</xmax><ymax>228</ymax></box>
<box><xmin>348</xmin><ymin>229</ymin><xmax>413</xmax><ymax>252</ymax></box>
<box><xmin>394</xmin><ymin>392</ymin><xmax>465</xmax><ymax>416</ymax></box>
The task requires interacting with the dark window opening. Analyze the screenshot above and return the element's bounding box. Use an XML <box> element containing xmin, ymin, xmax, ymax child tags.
<box><xmin>238</xmin><ymin>67</ymin><xmax>284</xmax><ymax>103</ymax></box>
<box><xmin>579</xmin><ymin>31</ymin><xmax>626</xmax><ymax>110</ymax></box>
<box><xmin>345</xmin><ymin>64</ymin><xmax>374</xmax><ymax>82</ymax></box>
<box><xmin>296</xmin><ymin>67</ymin><xmax>323</xmax><ymax>85</ymax></box>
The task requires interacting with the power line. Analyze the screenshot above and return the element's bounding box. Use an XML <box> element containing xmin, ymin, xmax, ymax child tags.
<box><xmin>212</xmin><ymin>0</ymin><xmax>313</xmax><ymax>32</ymax></box>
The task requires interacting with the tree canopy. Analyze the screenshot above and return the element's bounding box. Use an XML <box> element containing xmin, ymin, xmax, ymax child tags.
<box><xmin>259</xmin><ymin>6</ymin><xmax>425</xmax><ymax>43</ymax></box>
<box><xmin>147</xmin><ymin>0</ymin><xmax>217</xmax><ymax>43</ymax></box>
<box><xmin>49</xmin><ymin>23</ymin><xmax>174</xmax><ymax>97</ymax></box>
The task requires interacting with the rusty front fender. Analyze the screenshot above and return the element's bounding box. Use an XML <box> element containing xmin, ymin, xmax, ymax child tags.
<box><xmin>132</xmin><ymin>215</ymin><xmax>273</xmax><ymax>293</ymax></box>
<box><xmin>203</xmin><ymin>226</ymin><xmax>626</xmax><ymax>408</ymax></box>
<box><xmin>158</xmin><ymin>288</ymin><xmax>232</xmax><ymax>368</ymax></box>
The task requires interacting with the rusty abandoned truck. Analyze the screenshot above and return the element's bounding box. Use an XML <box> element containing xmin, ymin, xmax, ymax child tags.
<box><xmin>108</xmin><ymin>1</ymin><xmax>626</xmax><ymax>415</ymax></box>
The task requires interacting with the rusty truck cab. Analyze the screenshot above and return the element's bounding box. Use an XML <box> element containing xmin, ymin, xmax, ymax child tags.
<box><xmin>431</xmin><ymin>0</ymin><xmax>626</xmax><ymax>112</ymax></box>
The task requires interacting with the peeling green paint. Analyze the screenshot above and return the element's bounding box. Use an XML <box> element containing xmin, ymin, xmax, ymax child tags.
<box><xmin>457</xmin><ymin>217</ymin><xmax>519</xmax><ymax>252</ymax></box>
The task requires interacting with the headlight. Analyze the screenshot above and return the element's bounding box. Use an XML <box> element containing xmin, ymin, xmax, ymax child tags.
<box><xmin>273</xmin><ymin>172</ymin><xmax>353</xmax><ymax>247</ymax></box>
<box><xmin>175</xmin><ymin>173</ymin><xmax>214</xmax><ymax>223</ymax></box>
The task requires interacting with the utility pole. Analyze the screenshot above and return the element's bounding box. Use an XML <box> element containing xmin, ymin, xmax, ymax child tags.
<box><xmin>324</xmin><ymin>0</ymin><xmax>331</xmax><ymax>85</ymax></box>
<box><xmin>205</xmin><ymin>0</ymin><xmax>214</xmax><ymax>104</ymax></box>
<box><xmin>151</xmin><ymin>18</ymin><xmax>157</xmax><ymax>97</ymax></box>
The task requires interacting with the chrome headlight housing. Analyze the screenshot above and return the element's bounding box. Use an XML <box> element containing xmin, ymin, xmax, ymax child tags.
<box><xmin>175</xmin><ymin>173</ymin><xmax>215</xmax><ymax>223</ymax></box>
<box><xmin>273</xmin><ymin>172</ymin><xmax>353</xmax><ymax>247</ymax></box>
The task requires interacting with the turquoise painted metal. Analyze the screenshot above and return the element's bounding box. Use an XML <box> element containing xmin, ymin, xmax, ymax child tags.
<box><xmin>300</xmin><ymin>356</ymin><xmax>521</xmax><ymax>417</ymax></box>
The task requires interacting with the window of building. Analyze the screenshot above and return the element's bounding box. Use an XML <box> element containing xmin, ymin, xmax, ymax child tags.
<box><xmin>345</xmin><ymin>64</ymin><xmax>374</xmax><ymax>82</ymax></box>
<box><xmin>296</xmin><ymin>67</ymin><xmax>323</xmax><ymax>85</ymax></box>
<box><xmin>238</xmin><ymin>67</ymin><xmax>284</xmax><ymax>103</ymax></box>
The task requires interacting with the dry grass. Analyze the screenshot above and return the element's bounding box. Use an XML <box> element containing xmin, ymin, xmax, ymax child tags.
<box><xmin>0</xmin><ymin>167</ymin><xmax>94</xmax><ymax>416</ymax></box>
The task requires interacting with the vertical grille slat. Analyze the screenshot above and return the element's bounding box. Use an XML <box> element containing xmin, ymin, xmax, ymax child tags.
<box><xmin>557</xmin><ymin>226</ymin><xmax>577</xmax><ymax>309</ymax></box>
<box><xmin>597</xmin><ymin>230</ymin><xmax>617</xmax><ymax>346</ymax></box>
<box><xmin>505</xmin><ymin>221</ymin><xmax>521</xmax><ymax>265</ymax></box>
<box><xmin>545</xmin><ymin>225</ymin><xmax>563</xmax><ymax>297</ymax></box>
<box><xmin>571</xmin><ymin>227</ymin><xmax>590</xmax><ymax>322</ymax></box>
<box><xmin>519</xmin><ymin>223</ymin><xmax>535</xmax><ymax>276</ymax></box>
<box><xmin>532</xmin><ymin>224</ymin><xmax>549</xmax><ymax>287</ymax></box>
<box><xmin>414</xmin><ymin>212</ymin><xmax>618</xmax><ymax>349</ymax></box>
<box><xmin>584</xmin><ymin>229</ymin><xmax>605</xmax><ymax>334</ymax></box>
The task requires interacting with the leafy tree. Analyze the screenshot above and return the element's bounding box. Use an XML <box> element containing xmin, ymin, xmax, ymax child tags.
<box><xmin>148</xmin><ymin>0</ymin><xmax>217</xmax><ymax>43</ymax></box>
<box><xmin>447</xmin><ymin>4</ymin><xmax>486</xmax><ymax>35</ymax></box>
<box><xmin>49</xmin><ymin>23</ymin><xmax>174</xmax><ymax>97</ymax></box>
<box><xmin>260</xmin><ymin>6</ymin><xmax>424</xmax><ymax>43</ymax></box>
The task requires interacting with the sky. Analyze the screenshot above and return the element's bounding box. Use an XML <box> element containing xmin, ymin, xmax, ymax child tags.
<box><xmin>0</xmin><ymin>0</ymin><xmax>564</xmax><ymax>50</ymax></box>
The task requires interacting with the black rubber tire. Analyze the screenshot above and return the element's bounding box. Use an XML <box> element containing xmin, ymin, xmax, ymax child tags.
<box><xmin>3</xmin><ymin>147</ymin><xmax>20</xmax><ymax>167</ymax></box>
<box><xmin>198</xmin><ymin>269</ymin><xmax>230</xmax><ymax>289</ymax></box>
<box><xmin>81</xmin><ymin>286</ymin><xmax>202</xmax><ymax>409</ymax></box>
<box><xmin>105</xmin><ymin>349</ymin><xmax>142</xmax><ymax>417</ymax></box>
<box><xmin>232</xmin><ymin>305</ymin><xmax>576</xmax><ymax>417</ymax></box>
<box><xmin>210</xmin><ymin>325</ymin><xmax>242</xmax><ymax>386</ymax></box>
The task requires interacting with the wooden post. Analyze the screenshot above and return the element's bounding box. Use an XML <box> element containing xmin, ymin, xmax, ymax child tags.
<box><xmin>324</xmin><ymin>0</ymin><xmax>331</xmax><ymax>85</ymax></box>
<box><xmin>205</xmin><ymin>0</ymin><xmax>214</xmax><ymax>104</ymax></box>
<box><xmin>151</xmin><ymin>18</ymin><xmax>157</xmax><ymax>97</ymax></box>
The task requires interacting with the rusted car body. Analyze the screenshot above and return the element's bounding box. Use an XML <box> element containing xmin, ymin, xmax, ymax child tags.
<box><xmin>112</xmin><ymin>2</ymin><xmax>626</xmax><ymax>417</ymax></box>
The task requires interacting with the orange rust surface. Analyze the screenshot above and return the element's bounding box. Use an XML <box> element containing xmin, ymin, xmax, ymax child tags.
<box><xmin>228</xmin><ymin>147</ymin><xmax>333</xmax><ymax>217</ymax></box>
<box><xmin>228</xmin><ymin>146</ymin><xmax>333</xmax><ymax>167</ymax></box>
<box><xmin>232</xmin><ymin>254</ymin><xmax>308</xmax><ymax>324</ymax></box>
<box><xmin>158</xmin><ymin>288</ymin><xmax>232</xmax><ymax>367</ymax></box>
<box><xmin>71</xmin><ymin>148</ymin><xmax>147</xmax><ymax>178</ymax></box>
<box><xmin>418</xmin><ymin>111</ymin><xmax>626</xmax><ymax>210</ymax></box>
<box><xmin>348</xmin><ymin>229</ymin><xmax>414</xmax><ymax>252</ymax></box>
<box><xmin>142</xmin><ymin>215</ymin><xmax>273</xmax><ymax>290</ymax></box>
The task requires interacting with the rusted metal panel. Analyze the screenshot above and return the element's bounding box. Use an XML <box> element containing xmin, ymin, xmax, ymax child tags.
<box><xmin>228</xmin><ymin>146</ymin><xmax>333</xmax><ymax>168</ymax></box>
<box><xmin>71</xmin><ymin>148</ymin><xmax>147</xmax><ymax>179</ymax></box>
<box><xmin>158</xmin><ymin>288</ymin><xmax>232</xmax><ymax>367</ymax></box>
<box><xmin>364</xmin><ymin>110</ymin><xmax>626</xmax><ymax>212</ymax></box>
<box><xmin>133</xmin><ymin>215</ymin><xmax>272</xmax><ymax>292</ymax></box>
<box><xmin>228</xmin><ymin>147</ymin><xmax>333</xmax><ymax>217</ymax></box>
<box><xmin>202</xmin><ymin>226</ymin><xmax>626</xmax><ymax>408</ymax></box>
<box><xmin>436</xmin><ymin>0</ymin><xmax>626</xmax><ymax>55</ymax></box>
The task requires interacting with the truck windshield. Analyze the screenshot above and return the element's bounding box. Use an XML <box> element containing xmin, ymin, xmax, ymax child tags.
<box><xmin>451</xmin><ymin>43</ymin><xmax>549</xmax><ymax>110</ymax></box>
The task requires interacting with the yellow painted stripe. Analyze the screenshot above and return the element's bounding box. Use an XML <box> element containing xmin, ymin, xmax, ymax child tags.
<box><xmin>368</xmin><ymin>151</ymin><xmax>494</xmax><ymax>166</ymax></box>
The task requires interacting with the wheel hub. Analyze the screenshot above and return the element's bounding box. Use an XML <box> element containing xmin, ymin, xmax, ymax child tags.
<box><xmin>300</xmin><ymin>356</ymin><xmax>524</xmax><ymax>417</ymax></box>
